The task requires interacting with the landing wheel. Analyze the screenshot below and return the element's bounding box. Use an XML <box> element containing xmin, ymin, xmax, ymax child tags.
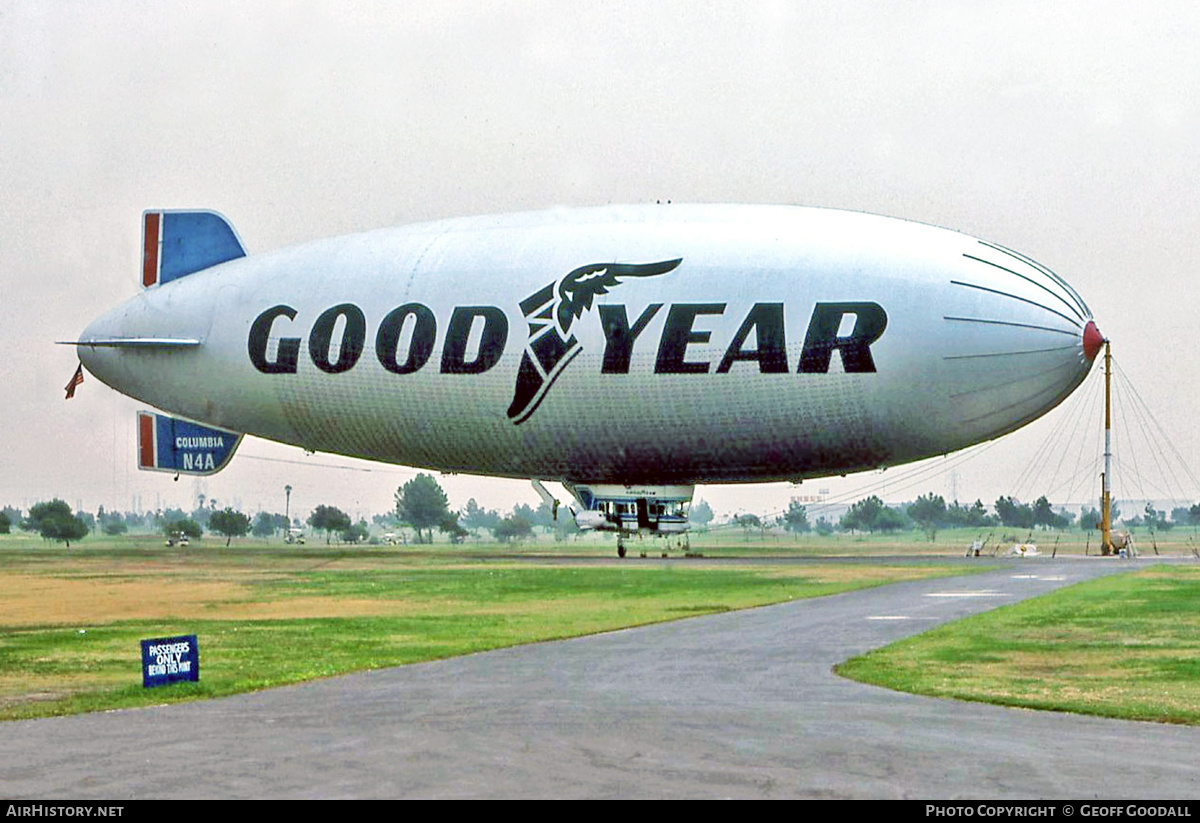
<box><xmin>617</xmin><ymin>540</ymin><xmax>626</xmax><ymax>559</ymax></box>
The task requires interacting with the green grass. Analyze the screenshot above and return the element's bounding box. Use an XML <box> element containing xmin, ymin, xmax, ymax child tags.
<box><xmin>0</xmin><ymin>536</ymin><xmax>963</xmax><ymax>720</ymax></box>
<box><xmin>837</xmin><ymin>565</ymin><xmax>1200</xmax><ymax>725</ymax></box>
<box><xmin>9</xmin><ymin>529</ymin><xmax>1200</xmax><ymax>726</ymax></box>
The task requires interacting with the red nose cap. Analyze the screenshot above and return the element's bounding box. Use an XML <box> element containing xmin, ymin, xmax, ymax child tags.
<box><xmin>1082</xmin><ymin>320</ymin><xmax>1105</xmax><ymax>361</ymax></box>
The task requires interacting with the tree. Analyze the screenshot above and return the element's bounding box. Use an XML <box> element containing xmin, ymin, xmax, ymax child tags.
<box><xmin>551</xmin><ymin>509</ymin><xmax>580</xmax><ymax>542</ymax></box>
<box><xmin>944</xmin><ymin>499</ymin><xmax>994</xmax><ymax>528</ymax></box>
<box><xmin>1054</xmin><ymin>507</ymin><xmax>1076</xmax><ymax>529</ymax></box>
<box><xmin>253</xmin><ymin>511</ymin><xmax>288</xmax><ymax>538</ymax></box>
<box><xmin>1</xmin><ymin>506</ymin><xmax>19</xmax><ymax>534</ymax></box>
<box><xmin>783</xmin><ymin>501</ymin><xmax>811</xmax><ymax>533</ymax></box>
<box><xmin>340</xmin><ymin>519</ymin><xmax>370</xmax><ymax>544</ymax></box>
<box><xmin>395</xmin><ymin>474</ymin><xmax>451</xmax><ymax>544</ymax></box>
<box><xmin>0</xmin><ymin>510</ymin><xmax>9</xmax><ymax>534</ymax></box>
<box><xmin>908</xmin><ymin>493</ymin><xmax>947</xmax><ymax>540</ymax></box>
<box><xmin>439</xmin><ymin>512</ymin><xmax>469</xmax><ymax>544</ymax></box>
<box><xmin>23</xmin><ymin>500</ymin><xmax>88</xmax><ymax>547</ymax></box>
<box><xmin>209</xmin><ymin>507</ymin><xmax>251</xmax><ymax>547</ymax></box>
<box><xmin>994</xmin><ymin>496</ymin><xmax>1034</xmax><ymax>530</ymax></box>
<box><xmin>874</xmin><ymin>506</ymin><xmax>910</xmax><ymax>532</ymax></box>
<box><xmin>492</xmin><ymin>513</ymin><xmax>533</xmax><ymax>543</ymax></box>
<box><xmin>102</xmin><ymin>520</ymin><xmax>128</xmax><ymax>536</ymax></box>
<box><xmin>158</xmin><ymin>507</ymin><xmax>186</xmax><ymax>530</ymax></box>
<box><xmin>308</xmin><ymin>505</ymin><xmax>351</xmax><ymax>544</ymax></box>
<box><xmin>530</xmin><ymin>502</ymin><xmax>557</xmax><ymax>529</ymax></box>
<box><xmin>1142</xmin><ymin>503</ymin><xmax>1171</xmax><ymax>533</ymax></box>
<box><xmin>191</xmin><ymin>494</ymin><xmax>214</xmax><ymax>527</ymax></box>
<box><xmin>689</xmin><ymin>499</ymin><xmax>714</xmax><ymax>529</ymax></box>
<box><xmin>461</xmin><ymin>499</ymin><xmax>501</xmax><ymax>535</ymax></box>
<box><xmin>1032</xmin><ymin>496</ymin><xmax>1065</xmax><ymax>530</ymax></box>
<box><xmin>512</xmin><ymin>503</ymin><xmax>540</xmax><ymax>529</ymax></box>
<box><xmin>971</xmin><ymin>499</ymin><xmax>995</xmax><ymax>527</ymax></box>
<box><xmin>165</xmin><ymin>517</ymin><xmax>203</xmax><ymax>540</ymax></box>
<box><xmin>840</xmin><ymin>495</ymin><xmax>885</xmax><ymax>533</ymax></box>
<box><xmin>735</xmin><ymin>513</ymin><xmax>764</xmax><ymax>539</ymax></box>
<box><xmin>75</xmin><ymin>509</ymin><xmax>96</xmax><ymax>534</ymax></box>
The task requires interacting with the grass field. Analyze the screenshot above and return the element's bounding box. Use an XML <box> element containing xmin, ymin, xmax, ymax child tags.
<box><xmin>358</xmin><ymin>522</ymin><xmax>1197</xmax><ymax>558</ymax></box>
<box><xmin>5</xmin><ymin>527</ymin><xmax>1199</xmax><ymax>726</ymax></box>
<box><xmin>0</xmin><ymin>531</ymin><xmax>967</xmax><ymax>721</ymax></box>
<box><xmin>685</xmin><ymin>525</ymin><xmax>1200</xmax><ymax>557</ymax></box>
<box><xmin>837</xmin><ymin>564</ymin><xmax>1200</xmax><ymax>725</ymax></box>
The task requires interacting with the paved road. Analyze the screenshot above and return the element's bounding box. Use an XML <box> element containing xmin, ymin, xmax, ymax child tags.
<box><xmin>4</xmin><ymin>557</ymin><xmax>1199</xmax><ymax>799</ymax></box>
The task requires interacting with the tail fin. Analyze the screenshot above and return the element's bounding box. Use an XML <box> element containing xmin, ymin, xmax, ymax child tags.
<box><xmin>137</xmin><ymin>411</ymin><xmax>243</xmax><ymax>475</ymax></box>
<box><xmin>142</xmin><ymin>210</ymin><xmax>245</xmax><ymax>288</ymax></box>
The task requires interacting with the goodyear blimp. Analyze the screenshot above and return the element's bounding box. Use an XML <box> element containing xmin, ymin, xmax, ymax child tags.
<box><xmin>73</xmin><ymin>204</ymin><xmax>1102</xmax><ymax>553</ymax></box>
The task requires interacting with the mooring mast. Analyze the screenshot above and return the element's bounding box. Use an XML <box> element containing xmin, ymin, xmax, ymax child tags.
<box><xmin>1101</xmin><ymin>339</ymin><xmax>1113</xmax><ymax>556</ymax></box>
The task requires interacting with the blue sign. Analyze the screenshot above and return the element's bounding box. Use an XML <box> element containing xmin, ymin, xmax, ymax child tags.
<box><xmin>141</xmin><ymin>635</ymin><xmax>200</xmax><ymax>688</ymax></box>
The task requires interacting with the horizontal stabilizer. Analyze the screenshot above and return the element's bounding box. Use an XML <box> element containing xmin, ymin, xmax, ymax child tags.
<box><xmin>143</xmin><ymin>210</ymin><xmax>245</xmax><ymax>288</ymax></box>
<box><xmin>137</xmin><ymin>411</ymin><xmax>243</xmax><ymax>475</ymax></box>
<box><xmin>63</xmin><ymin>337</ymin><xmax>202</xmax><ymax>349</ymax></box>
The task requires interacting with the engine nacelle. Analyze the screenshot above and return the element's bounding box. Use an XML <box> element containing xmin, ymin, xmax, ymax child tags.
<box><xmin>573</xmin><ymin>510</ymin><xmax>610</xmax><ymax>531</ymax></box>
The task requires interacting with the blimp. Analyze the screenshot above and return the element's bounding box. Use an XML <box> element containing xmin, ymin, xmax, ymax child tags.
<box><xmin>72</xmin><ymin>204</ymin><xmax>1102</xmax><ymax>554</ymax></box>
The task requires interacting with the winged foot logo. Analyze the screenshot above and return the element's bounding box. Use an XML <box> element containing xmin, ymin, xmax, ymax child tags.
<box><xmin>506</xmin><ymin>259</ymin><xmax>682</xmax><ymax>424</ymax></box>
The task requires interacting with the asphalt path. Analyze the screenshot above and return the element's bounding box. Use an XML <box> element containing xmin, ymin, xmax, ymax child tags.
<box><xmin>4</xmin><ymin>556</ymin><xmax>1200</xmax><ymax>799</ymax></box>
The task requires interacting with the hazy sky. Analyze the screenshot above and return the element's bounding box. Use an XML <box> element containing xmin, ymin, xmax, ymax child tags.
<box><xmin>4</xmin><ymin>1</ymin><xmax>1199</xmax><ymax>523</ymax></box>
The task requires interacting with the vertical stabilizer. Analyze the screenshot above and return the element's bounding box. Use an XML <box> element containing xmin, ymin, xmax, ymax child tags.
<box><xmin>137</xmin><ymin>410</ymin><xmax>243</xmax><ymax>475</ymax></box>
<box><xmin>142</xmin><ymin>210</ymin><xmax>245</xmax><ymax>288</ymax></box>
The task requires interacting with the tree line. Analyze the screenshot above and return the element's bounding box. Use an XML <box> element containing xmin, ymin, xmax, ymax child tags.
<box><xmin>6</xmin><ymin>483</ymin><xmax>1200</xmax><ymax>548</ymax></box>
<box><xmin>751</xmin><ymin>495</ymin><xmax>1200</xmax><ymax>541</ymax></box>
<box><xmin>0</xmin><ymin>473</ymin><xmax>581</xmax><ymax>548</ymax></box>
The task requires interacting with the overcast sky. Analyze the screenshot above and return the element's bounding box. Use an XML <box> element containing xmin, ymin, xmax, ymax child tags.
<box><xmin>4</xmin><ymin>1</ymin><xmax>1198</xmax><ymax>523</ymax></box>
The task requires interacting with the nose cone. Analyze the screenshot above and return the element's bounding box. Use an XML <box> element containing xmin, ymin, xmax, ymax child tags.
<box><xmin>76</xmin><ymin>300</ymin><xmax>140</xmax><ymax>392</ymax></box>
<box><xmin>1082</xmin><ymin>320</ymin><xmax>1105</xmax><ymax>361</ymax></box>
<box><xmin>929</xmin><ymin>239</ymin><xmax>1100</xmax><ymax>446</ymax></box>
<box><xmin>75</xmin><ymin>282</ymin><xmax>213</xmax><ymax>409</ymax></box>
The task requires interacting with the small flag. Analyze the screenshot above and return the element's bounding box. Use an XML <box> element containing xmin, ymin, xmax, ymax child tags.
<box><xmin>64</xmin><ymin>363</ymin><xmax>83</xmax><ymax>399</ymax></box>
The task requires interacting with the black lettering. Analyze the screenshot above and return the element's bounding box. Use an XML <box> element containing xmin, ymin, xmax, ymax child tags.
<box><xmin>441</xmin><ymin>306</ymin><xmax>508</xmax><ymax>374</ymax></box>
<box><xmin>248</xmin><ymin>305</ymin><xmax>300</xmax><ymax>374</ymax></box>
<box><xmin>798</xmin><ymin>302</ymin><xmax>888</xmax><ymax>373</ymax></box>
<box><xmin>376</xmin><ymin>303</ymin><xmax>436</xmax><ymax>374</ymax></box>
<box><xmin>309</xmin><ymin>303</ymin><xmax>366</xmax><ymax>374</ymax></box>
<box><xmin>599</xmin><ymin>303</ymin><xmax>663</xmax><ymax>374</ymax></box>
<box><xmin>716</xmin><ymin>302</ymin><xmax>787</xmax><ymax>373</ymax></box>
<box><xmin>654</xmin><ymin>303</ymin><xmax>725</xmax><ymax>374</ymax></box>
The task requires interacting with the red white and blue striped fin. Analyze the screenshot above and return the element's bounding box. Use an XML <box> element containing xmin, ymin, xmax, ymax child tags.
<box><xmin>137</xmin><ymin>410</ymin><xmax>243</xmax><ymax>475</ymax></box>
<box><xmin>142</xmin><ymin>210</ymin><xmax>246</xmax><ymax>288</ymax></box>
